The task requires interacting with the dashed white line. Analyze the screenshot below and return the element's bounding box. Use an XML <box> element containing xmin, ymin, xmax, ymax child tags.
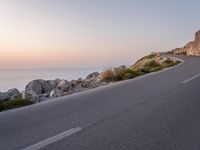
<box><xmin>182</xmin><ymin>74</ymin><xmax>200</xmax><ymax>84</ymax></box>
<box><xmin>22</xmin><ymin>127</ymin><xmax>82</xmax><ymax>150</ymax></box>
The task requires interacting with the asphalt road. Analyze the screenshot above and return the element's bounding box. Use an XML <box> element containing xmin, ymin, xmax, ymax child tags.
<box><xmin>1</xmin><ymin>55</ymin><xmax>200</xmax><ymax>150</ymax></box>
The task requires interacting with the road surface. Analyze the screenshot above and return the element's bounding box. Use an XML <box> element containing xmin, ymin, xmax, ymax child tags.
<box><xmin>1</xmin><ymin>55</ymin><xmax>200</xmax><ymax>150</ymax></box>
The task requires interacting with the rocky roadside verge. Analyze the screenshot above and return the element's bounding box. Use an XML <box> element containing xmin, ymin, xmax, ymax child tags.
<box><xmin>0</xmin><ymin>53</ymin><xmax>181</xmax><ymax>111</ymax></box>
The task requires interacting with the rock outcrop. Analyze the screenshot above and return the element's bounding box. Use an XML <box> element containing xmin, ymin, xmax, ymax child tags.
<box><xmin>172</xmin><ymin>30</ymin><xmax>200</xmax><ymax>56</ymax></box>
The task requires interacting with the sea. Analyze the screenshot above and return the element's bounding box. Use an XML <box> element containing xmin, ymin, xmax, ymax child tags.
<box><xmin>0</xmin><ymin>68</ymin><xmax>101</xmax><ymax>92</ymax></box>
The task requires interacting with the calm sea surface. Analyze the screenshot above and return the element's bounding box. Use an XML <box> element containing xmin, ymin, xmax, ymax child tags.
<box><xmin>0</xmin><ymin>68</ymin><xmax>101</xmax><ymax>92</ymax></box>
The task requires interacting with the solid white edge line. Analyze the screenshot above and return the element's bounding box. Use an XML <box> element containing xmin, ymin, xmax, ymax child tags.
<box><xmin>22</xmin><ymin>127</ymin><xmax>82</xmax><ymax>150</ymax></box>
<box><xmin>182</xmin><ymin>74</ymin><xmax>200</xmax><ymax>84</ymax></box>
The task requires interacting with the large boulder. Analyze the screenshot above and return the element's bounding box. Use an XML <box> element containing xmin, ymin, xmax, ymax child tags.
<box><xmin>0</xmin><ymin>88</ymin><xmax>21</xmax><ymax>102</ymax></box>
<box><xmin>43</xmin><ymin>80</ymin><xmax>57</xmax><ymax>93</ymax></box>
<box><xmin>25</xmin><ymin>79</ymin><xmax>46</xmax><ymax>95</ymax></box>
<box><xmin>25</xmin><ymin>90</ymin><xmax>39</xmax><ymax>103</ymax></box>
<box><xmin>7</xmin><ymin>88</ymin><xmax>21</xmax><ymax>101</ymax></box>
<box><xmin>0</xmin><ymin>92</ymin><xmax>9</xmax><ymax>102</ymax></box>
<box><xmin>84</xmin><ymin>72</ymin><xmax>105</xmax><ymax>88</ymax></box>
<box><xmin>54</xmin><ymin>79</ymin><xmax>61</xmax><ymax>85</ymax></box>
<box><xmin>25</xmin><ymin>79</ymin><xmax>46</xmax><ymax>102</ymax></box>
<box><xmin>57</xmin><ymin>80</ymin><xmax>71</xmax><ymax>92</ymax></box>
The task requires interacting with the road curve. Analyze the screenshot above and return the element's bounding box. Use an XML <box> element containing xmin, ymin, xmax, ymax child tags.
<box><xmin>1</xmin><ymin>55</ymin><xmax>200</xmax><ymax>150</ymax></box>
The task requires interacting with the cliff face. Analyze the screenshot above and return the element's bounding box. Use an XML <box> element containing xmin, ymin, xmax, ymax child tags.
<box><xmin>172</xmin><ymin>30</ymin><xmax>200</xmax><ymax>56</ymax></box>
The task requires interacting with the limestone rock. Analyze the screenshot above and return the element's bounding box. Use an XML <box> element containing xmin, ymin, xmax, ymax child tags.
<box><xmin>24</xmin><ymin>90</ymin><xmax>39</xmax><ymax>103</ymax></box>
<box><xmin>57</xmin><ymin>80</ymin><xmax>71</xmax><ymax>92</ymax></box>
<box><xmin>0</xmin><ymin>92</ymin><xmax>9</xmax><ymax>102</ymax></box>
<box><xmin>38</xmin><ymin>93</ymin><xmax>50</xmax><ymax>101</ymax></box>
<box><xmin>79</xmin><ymin>80</ymin><xmax>91</xmax><ymax>88</ymax></box>
<box><xmin>86</xmin><ymin>72</ymin><xmax>99</xmax><ymax>79</ymax></box>
<box><xmin>116</xmin><ymin>65</ymin><xmax>126</xmax><ymax>70</ymax></box>
<box><xmin>50</xmin><ymin>89</ymin><xmax>63</xmax><ymax>98</ymax></box>
<box><xmin>0</xmin><ymin>88</ymin><xmax>21</xmax><ymax>102</ymax></box>
<box><xmin>25</xmin><ymin>79</ymin><xmax>46</xmax><ymax>95</ymax></box>
<box><xmin>22</xmin><ymin>90</ymin><xmax>26</xmax><ymax>99</ymax></box>
<box><xmin>172</xmin><ymin>30</ymin><xmax>200</xmax><ymax>56</ymax></box>
<box><xmin>24</xmin><ymin>79</ymin><xmax>46</xmax><ymax>102</ymax></box>
<box><xmin>7</xmin><ymin>88</ymin><xmax>21</xmax><ymax>101</ymax></box>
<box><xmin>43</xmin><ymin>80</ymin><xmax>57</xmax><ymax>93</ymax></box>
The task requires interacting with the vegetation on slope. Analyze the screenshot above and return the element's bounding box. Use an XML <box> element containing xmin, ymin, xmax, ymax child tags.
<box><xmin>0</xmin><ymin>53</ymin><xmax>181</xmax><ymax>112</ymax></box>
<box><xmin>101</xmin><ymin>53</ymin><xmax>181</xmax><ymax>82</ymax></box>
<box><xmin>134</xmin><ymin>53</ymin><xmax>158</xmax><ymax>64</ymax></box>
<box><xmin>0</xmin><ymin>99</ymin><xmax>33</xmax><ymax>112</ymax></box>
<box><xmin>101</xmin><ymin>68</ymin><xmax>139</xmax><ymax>82</ymax></box>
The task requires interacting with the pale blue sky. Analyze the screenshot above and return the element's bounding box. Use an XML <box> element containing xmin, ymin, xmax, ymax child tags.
<box><xmin>0</xmin><ymin>0</ymin><xmax>199</xmax><ymax>68</ymax></box>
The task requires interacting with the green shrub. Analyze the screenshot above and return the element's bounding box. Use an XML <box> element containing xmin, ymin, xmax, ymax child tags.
<box><xmin>174</xmin><ymin>60</ymin><xmax>182</xmax><ymax>65</ymax></box>
<box><xmin>123</xmin><ymin>73</ymin><xmax>136</xmax><ymax>80</ymax></box>
<box><xmin>101</xmin><ymin>69</ymin><xmax>118</xmax><ymax>82</ymax></box>
<box><xmin>143</xmin><ymin>60</ymin><xmax>162</xmax><ymax>73</ymax></box>
<box><xmin>164</xmin><ymin>58</ymin><xmax>174</xmax><ymax>64</ymax></box>
<box><xmin>148</xmin><ymin>66</ymin><xmax>163</xmax><ymax>72</ymax></box>
<box><xmin>101</xmin><ymin>68</ymin><xmax>139</xmax><ymax>81</ymax></box>
<box><xmin>101</xmin><ymin>57</ymin><xmax>181</xmax><ymax>83</ymax></box>
<box><xmin>138</xmin><ymin>67</ymin><xmax>152</xmax><ymax>74</ymax></box>
<box><xmin>138</xmin><ymin>60</ymin><xmax>163</xmax><ymax>73</ymax></box>
<box><xmin>116</xmin><ymin>69</ymin><xmax>138</xmax><ymax>80</ymax></box>
<box><xmin>0</xmin><ymin>99</ymin><xmax>33</xmax><ymax>112</ymax></box>
<box><xmin>162</xmin><ymin>59</ymin><xmax>181</xmax><ymax>68</ymax></box>
<box><xmin>145</xmin><ymin>60</ymin><xmax>161</xmax><ymax>68</ymax></box>
<box><xmin>134</xmin><ymin>70</ymin><xmax>145</xmax><ymax>76</ymax></box>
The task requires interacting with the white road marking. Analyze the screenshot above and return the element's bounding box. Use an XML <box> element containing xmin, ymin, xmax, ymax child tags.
<box><xmin>22</xmin><ymin>127</ymin><xmax>82</xmax><ymax>150</ymax></box>
<box><xmin>182</xmin><ymin>74</ymin><xmax>200</xmax><ymax>84</ymax></box>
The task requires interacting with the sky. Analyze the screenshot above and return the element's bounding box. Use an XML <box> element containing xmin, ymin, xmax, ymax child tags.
<box><xmin>0</xmin><ymin>0</ymin><xmax>200</xmax><ymax>69</ymax></box>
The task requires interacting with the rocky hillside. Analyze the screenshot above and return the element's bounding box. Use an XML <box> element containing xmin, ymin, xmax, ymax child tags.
<box><xmin>130</xmin><ymin>53</ymin><xmax>165</xmax><ymax>70</ymax></box>
<box><xmin>0</xmin><ymin>53</ymin><xmax>181</xmax><ymax>111</ymax></box>
<box><xmin>172</xmin><ymin>30</ymin><xmax>200</xmax><ymax>56</ymax></box>
<box><xmin>130</xmin><ymin>53</ymin><xmax>181</xmax><ymax>72</ymax></box>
